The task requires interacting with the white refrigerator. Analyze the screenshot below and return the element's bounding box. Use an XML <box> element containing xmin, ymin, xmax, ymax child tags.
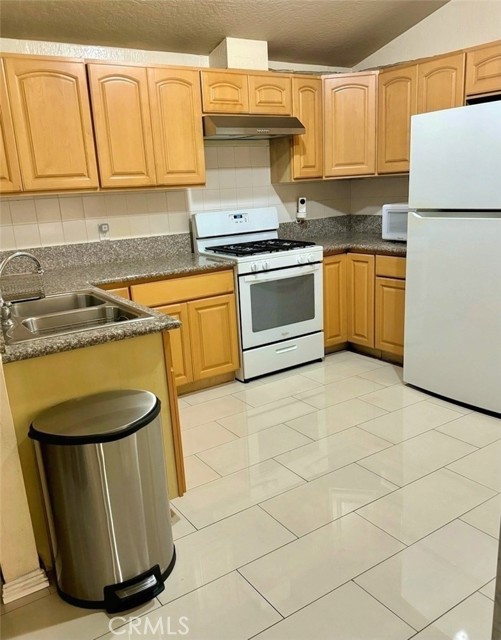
<box><xmin>404</xmin><ymin>102</ymin><xmax>501</xmax><ymax>414</ymax></box>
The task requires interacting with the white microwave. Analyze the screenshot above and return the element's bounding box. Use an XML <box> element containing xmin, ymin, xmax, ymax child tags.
<box><xmin>382</xmin><ymin>204</ymin><xmax>412</xmax><ymax>241</ymax></box>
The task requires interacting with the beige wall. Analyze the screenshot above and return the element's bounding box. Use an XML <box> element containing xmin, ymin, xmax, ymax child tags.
<box><xmin>355</xmin><ymin>0</ymin><xmax>501</xmax><ymax>70</ymax></box>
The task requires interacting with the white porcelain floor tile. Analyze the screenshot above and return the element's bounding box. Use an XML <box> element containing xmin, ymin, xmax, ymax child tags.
<box><xmin>358</xmin><ymin>430</ymin><xmax>476</xmax><ymax>486</ymax></box>
<box><xmin>170</xmin><ymin>505</ymin><xmax>197</xmax><ymax>540</ymax></box>
<box><xmin>460</xmin><ymin>493</ymin><xmax>501</xmax><ymax>539</ymax></box>
<box><xmin>180</xmin><ymin>396</ymin><xmax>249</xmax><ymax>430</ymax></box>
<box><xmin>253</xmin><ymin>580</ymin><xmax>414</xmax><ymax>640</ymax></box>
<box><xmin>284</xmin><ymin>398</ymin><xmax>388</xmax><ymax>440</ymax></box>
<box><xmin>172</xmin><ymin>459</ymin><xmax>304</xmax><ymax>528</ymax></box>
<box><xmin>0</xmin><ymin>591</ymin><xmax>158</xmax><ymax>640</ymax></box>
<box><xmin>447</xmin><ymin>440</ymin><xmax>501</xmax><ymax>491</ymax></box>
<box><xmin>158</xmin><ymin>506</ymin><xmax>294</xmax><ymax>604</ymax></box>
<box><xmin>181</xmin><ymin>379</ymin><xmax>261</xmax><ymax>406</ymax></box>
<box><xmin>261</xmin><ymin>463</ymin><xmax>397</xmax><ymax>536</ymax></box>
<box><xmin>217</xmin><ymin>396</ymin><xmax>315</xmax><ymax>437</ymax></box>
<box><xmin>275</xmin><ymin>426</ymin><xmax>392</xmax><ymax>480</ymax></box>
<box><xmin>197</xmin><ymin>424</ymin><xmax>312</xmax><ymax>476</ymax></box>
<box><xmin>480</xmin><ymin>579</ymin><xmax>496</xmax><ymax>600</ymax></box>
<box><xmin>358</xmin><ymin>400</ymin><xmax>464</xmax><ymax>444</ymax></box>
<box><xmin>355</xmin><ymin>520</ymin><xmax>498</xmax><ymax>631</ymax></box>
<box><xmin>360</xmin><ymin>383</ymin><xmax>430</xmax><ymax>411</ymax></box>
<box><xmin>180</xmin><ymin>421</ymin><xmax>238</xmax><ymax>457</ymax></box>
<box><xmin>232</xmin><ymin>374</ymin><xmax>321</xmax><ymax>407</ymax></box>
<box><xmin>295</xmin><ymin>376</ymin><xmax>385</xmax><ymax>409</ymax></box>
<box><xmin>0</xmin><ymin>588</ymin><xmax>50</xmax><ymax>616</ymax></box>
<box><xmin>177</xmin><ymin>398</ymin><xmax>189</xmax><ymax>409</ymax></box>
<box><xmin>411</xmin><ymin>592</ymin><xmax>494</xmax><ymax>640</ymax></box>
<box><xmin>183</xmin><ymin>455</ymin><xmax>220</xmax><ymax>489</ymax></box>
<box><xmin>300</xmin><ymin>358</ymin><xmax>384</xmax><ymax>384</ymax></box>
<box><xmin>425</xmin><ymin>396</ymin><xmax>473</xmax><ymax>414</ymax></box>
<box><xmin>240</xmin><ymin>512</ymin><xmax>404</xmax><ymax>617</ymax></box>
<box><xmin>357</xmin><ymin>364</ymin><xmax>404</xmax><ymax>387</ymax></box>
<box><xmin>358</xmin><ymin>468</ymin><xmax>496</xmax><ymax>545</ymax></box>
<box><xmin>436</xmin><ymin>411</ymin><xmax>501</xmax><ymax>447</ymax></box>
<box><xmin>101</xmin><ymin>572</ymin><xmax>281</xmax><ymax>640</ymax></box>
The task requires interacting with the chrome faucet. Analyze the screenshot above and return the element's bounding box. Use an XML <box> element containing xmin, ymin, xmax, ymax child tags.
<box><xmin>0</xmin><ymin>251</ymin><xmax>45</xmax><ymax>328</ymax></box>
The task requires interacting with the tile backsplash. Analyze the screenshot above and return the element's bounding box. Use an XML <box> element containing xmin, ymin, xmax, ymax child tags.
<box><xmin>0</xmin><ymin>141</ymin><xmax>409</xmax><ymax>252</ymax></box>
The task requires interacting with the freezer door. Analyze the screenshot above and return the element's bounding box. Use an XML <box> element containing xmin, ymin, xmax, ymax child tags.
<box><xmin>404</xmin><ymin>210</ymin><xmax>501</xmax><ymax>413</ymax></box>
<box><xmin>409</xmin><ymin>102</ymin><xmax>501</xmax><ymax>210</ymax></box>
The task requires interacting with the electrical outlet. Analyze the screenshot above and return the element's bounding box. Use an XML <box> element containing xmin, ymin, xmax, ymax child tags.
<box><xmin>98</xmin><ymin>223</ymin><xmax>110</xmax><ymax>241</ymax></box>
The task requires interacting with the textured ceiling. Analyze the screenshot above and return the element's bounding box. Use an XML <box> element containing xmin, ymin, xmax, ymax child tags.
<box><xmin>0</xmin><ymin>0</ymin><xmax>450</xmax><ymax>67</ymax></box>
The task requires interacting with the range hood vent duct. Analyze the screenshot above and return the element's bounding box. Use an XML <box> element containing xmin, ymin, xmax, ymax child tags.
<box><xmin>203</xmin><ymin>115</ymin><xmax>305</xmax><ymax>140</ymax></box>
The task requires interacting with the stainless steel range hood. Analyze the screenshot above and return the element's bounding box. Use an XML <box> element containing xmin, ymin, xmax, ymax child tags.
<box><xmin>203</xmin><ymin>115</ymin><xmax>305</xmax><ymax>140</ymax></box>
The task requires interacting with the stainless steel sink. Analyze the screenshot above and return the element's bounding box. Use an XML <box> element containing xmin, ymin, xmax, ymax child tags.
<box><xmin>10</xmin><ymin>292</ymin><xmax>106</xmax><ymax>318</ymax></box>
<box><xmin>2</xmin><ymin>289</ymin><xmax>156</xmax><ymax>345</ymax></box>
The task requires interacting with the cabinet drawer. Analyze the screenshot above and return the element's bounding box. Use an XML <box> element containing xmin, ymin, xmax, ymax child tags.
<box><xmin>131</xmin><ymin>270</ymin><xmax>234</xmax><ymax>306</ymax></box>
<box><xmin>375</xmin><ymin>256</ymin><xmax>406</xmax><ymax>279</ymax></box>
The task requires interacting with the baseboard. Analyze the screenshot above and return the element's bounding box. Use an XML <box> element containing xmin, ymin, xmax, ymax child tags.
<box><xmin>2</xmin><ymin>567</ymin><xmax>49</xmax><ymax>604</ymax></box>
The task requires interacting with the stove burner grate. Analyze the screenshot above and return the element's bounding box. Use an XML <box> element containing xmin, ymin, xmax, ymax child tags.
<box><xmin>207</xmin><ymin>238</ymin><xmax>316</xmax><ymax>257</ymax></box>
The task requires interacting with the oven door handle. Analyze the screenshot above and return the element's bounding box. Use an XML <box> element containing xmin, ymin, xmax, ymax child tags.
<box><xmin>242</xmin><ymin>264</ymin><xmax>320</xmax><ymax>283</ymax></box>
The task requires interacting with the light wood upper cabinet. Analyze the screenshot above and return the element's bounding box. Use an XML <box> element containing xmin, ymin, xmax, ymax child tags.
<box><xmin>201</xmin><ymin>71</ymin><xmax>249</xmax><ymax>113</ymax></box>
<box><xmin>377</xmin><ymin>65</ymin><xmax>417</xmax><ymax>174</ymax></box>
<box><xmin>270</xmin><ymin>76</ymin><xmax>323</xmax><ymax>182</ymax></box>
<box><xmin>292</xmin><ymin>77</ymin><xmax>323</xmax><ymax>179</ymax></box>
<box><xmin>0</xmin><ymin>59</ymin><xmax>22</xmax><ymax>193</ymax></box>
<box><xmin>323</xmin><ymin>254</ymin><xmax>347</xmax><ymax>348</ymax></box>
<box><xmin>417</xmin><ymin>53</ymin><xmax>465</xmax><ymax>113</ymax></box>
<box><xmin>148</xmin><ymin>67</ymin><xmax>205</xmax><ymax>186</ymax></box>
<box><xmin>248</xmin><ymin>74</ymin><xmax>292</xmax><ymax>114</ymax></box>
<box><xmin>465</xmin><ymin>42</ymin><xmax>501</xmax><ymax>96</ymax></box>
<box><xmin>188</xmin><ymin>294</ymin><xmax>239</xmax><ymax>380</ymax></box>
<box><xmin>4</xmin><ymin>57</ymin><xmax>98</xmax><ymax>191</ymax></box>
<box><xmin>346</xmin><ymin>253</ymin><xmax>375</xmax><ymax>348</ymax></box>
<box><xmin>324</xmin><ymin>73</ymin><xmax>377</xmax><ymax>177</ymax></box>
<box><xmin>88</xmin><ymin>64</ymin><xmax>156</xmax><ymax>188</ymax></box>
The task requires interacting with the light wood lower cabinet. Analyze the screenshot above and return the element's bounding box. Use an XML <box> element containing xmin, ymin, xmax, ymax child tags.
<box><xmin>346</xmin><ymin>253</ymin><xmax>375</xmax><ymax>348</ymax></box>
<box><xmin>323</xmin><ymin>254</ymin><xmax>347</xmax><ymax>347</ymax></box>
<box><xmin>130</xmin><ymin>270</ymin><xmax>239</xmax><ymax>387</ymax></box>
<box><xmin>375</xmin><ymin>277</ymin><xmax>406</xmax><ymax>356</ymax></box>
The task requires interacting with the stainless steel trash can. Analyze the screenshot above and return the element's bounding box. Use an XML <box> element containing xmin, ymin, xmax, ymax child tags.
<box><xmin>29</xmin><ymin>389</ymin><xmax>176</xmax><ymax>613</ymax></box>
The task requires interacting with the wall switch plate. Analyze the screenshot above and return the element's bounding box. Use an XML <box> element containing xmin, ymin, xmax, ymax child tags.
<box><xmin>98</xmin><ymin>223</ymin><xmax>110</xmax><ymax>241</ymax></box>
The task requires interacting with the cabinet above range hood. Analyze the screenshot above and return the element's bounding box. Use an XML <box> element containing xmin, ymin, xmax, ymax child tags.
<box><xmin>203</xmin><ymin>115</ymin><xmax>305</xmax><ymax>140</ymax></box>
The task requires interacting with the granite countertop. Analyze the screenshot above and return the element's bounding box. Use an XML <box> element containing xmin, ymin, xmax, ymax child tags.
<box><xmin>1</xmin><ymin>253</ymin><xmax>234</xmax><ymax>364</ymax></box>
<box><xmin>1</xmin><ymin>218</ymin><xmax>405</xmax><ymax>364</ymax></box>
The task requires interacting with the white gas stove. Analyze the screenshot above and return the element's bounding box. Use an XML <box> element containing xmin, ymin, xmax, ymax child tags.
<box><xmin>192</xmin><ymin>207</ymin><xmax>324</xmax><ymax>381</ymax></box>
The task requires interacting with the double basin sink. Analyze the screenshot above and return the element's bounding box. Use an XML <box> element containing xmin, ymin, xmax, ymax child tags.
<box><xmin>2</xmin><ymin>289</ymin><xmax>155</xmax><ymax>345</ymax></box>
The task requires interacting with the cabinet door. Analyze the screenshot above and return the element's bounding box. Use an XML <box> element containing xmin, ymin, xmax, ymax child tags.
<box><xmin>417</xmin><ymin>53</ymin><xmax>465</xmax><ymax>113</ymax></box>
<box><xmin>148</xmin><ymin>68</ymin><xmax>205</xmax><ymax>186</ymax></box>
<box><xmin>323</xmin><ymin>254</ymin><xmax>347</xmax><ymax>347</ymax></box>
<box><xmin>377</xmin><ymin>65</ymin><xmax>417</xmax><ymax>174</ymax></box>
<box><xmin>200</xmin><ymin>71</ymin><xmax>249</xmax><ymax>113</ymax></box>
<box><xmin>107</xmin><ymin>287</ymin><xmax>130</xmax><ymax>300</ymax></box>
<box><xmin>347</xmin><ymin>253</ymin><xmax>374</xmax><ymax>348</ymax></box>
<box><xmin>188</xmin><ymin>294</ymin><xmax>239</xmax><ymax>380</ymax></box>
<box><xmin>292</xmin><ymin>77</ymin><xmax>323</xmax><ymax>179</ymax></box>
<box><xmin>0</xmin><ymin>59</ymin><xmax>22</xmax><ymax>193</ymax></box>
<box><xmin>465</xmin><ymin>42</ymin><xmax>501</xmax><ymax>96</ymax></box>
<box><xmin>88</xmin><ymin>64</ymin><xmax>156</xmax><ymax>188</ymax></box>
<box><xmin>158</xmin><ymin>303</ymin><xmax>193</xmax><ymax>387</ymax></box>
<box><xmin>248</xmin><ymin>74</ymin><xmax>292</xmax><ymax>114</ymax></box>
<box><xmin>375</xmin><ymin>277</ymin><xmax>406</xmax><ymax>356</ymax></box>
<box><xmin>4</xmin><ymin>57</ymin><xmax>98</xmax><ymax>191</ymax></box>
<box><xmin>324</xmin><ymin>73</ymin><xmax>376</xmax><ymax>177</ymax></box>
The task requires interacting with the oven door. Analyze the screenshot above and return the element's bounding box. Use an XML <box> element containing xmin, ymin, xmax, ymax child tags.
<box><xmin>238</xmin><ymin>263</ymin><xmax>323</xmax><ymax>350</ymax></box>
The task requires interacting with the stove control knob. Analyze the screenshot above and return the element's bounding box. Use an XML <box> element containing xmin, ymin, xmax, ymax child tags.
<box><xmin>251</xmin><ymin>263</ymin><xmax>259</xmax><ymax>272</ymax></box>
<box><xmin>262</xmin><ymin>261</ymin><xmax>270</xmax><ymax>271</ymax></box>
<box><xmin>297</xmin><ymin>255</ymin><xmax>307</xmax><ymax>264</ymax></box>
<box><xmin>307</xmin><ymin>254</ymin><xmax>315</xmax><ymax>263</ymax></box>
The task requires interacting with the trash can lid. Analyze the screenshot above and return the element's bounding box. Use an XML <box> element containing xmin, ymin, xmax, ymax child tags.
<box><xmin>29</xmin><ymin>389</ymin><xmax>161</xmax><ymax>445</ymax></box>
